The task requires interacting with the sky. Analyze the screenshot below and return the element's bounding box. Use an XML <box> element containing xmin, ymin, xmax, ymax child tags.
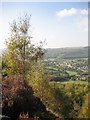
<box><xmin>0</xmin><ymin>2</ymin><xmax>88</xmax><ymax>49</ymax></box>
<box><xmin>1</xmin><ymin>0</ymin><xmax>89</xmax><ymax>2</ymax></box>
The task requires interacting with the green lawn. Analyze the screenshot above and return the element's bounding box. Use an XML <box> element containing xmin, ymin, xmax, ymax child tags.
<box><xmin>66</xmin><ymin>70</ymin><xmax>78</xmax><ymax>76</ymax></box>
<box><xmin>61</xmin><ymin>80</ymin><xmax>88</xmax><ymax>85</ymax></box>
<box><xmin>48</xmin><ymin>58</ymin><xmax>55</xmax><ymax>61</ymax></box>
<box><xmin>50</xmin><ymin>81</ymin><xmax>88</xmax><ymax>86</ymax></box>
<box><xmin>45</xmin><ymin>66</ymin><xmax>58</xmax><ymax>71</ymax></box>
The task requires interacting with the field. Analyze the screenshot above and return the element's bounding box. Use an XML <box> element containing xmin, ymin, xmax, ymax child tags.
<box><xmin>50</xmin><ymin>80</ymin><xmax>88</xmax><ymax>85</ymax></box>
<box><xmin>66</xmin><ymin>70</ymin><xmax>78</xmax><ymax>76</ymax></box>
<box><xmin>44</xmin><ymin>50</ymin><xmax>88</xmax><ymax>83</ymax></box>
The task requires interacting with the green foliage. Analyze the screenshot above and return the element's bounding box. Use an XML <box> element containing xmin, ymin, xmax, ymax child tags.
<box><xmin>78</xmin><ymin>93</ymin><xmax>89</xmax><ymax>118</ymax></box>
<box><xmin>2</xmin><ymin>14</ymin><xmax>44</xmax><ymax>78</ymax></box>
<box><xmin>27</xmin><ymin>63</ymin><xmax>74</xmax><ymax>118</ymax></box>
<box><xmin>50</xmin><ymin>82</ymin><xmax>89</xmax><ymax>118</ymax></box>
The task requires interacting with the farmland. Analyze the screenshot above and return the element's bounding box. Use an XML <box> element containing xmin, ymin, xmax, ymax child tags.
<box><xmin>42</xmin><ymin>47</ymin><xmax>89</xmax><ymax>118</ymax></box>
<box><xmin>43</xmin><ymin>50</ymin><xmax>88</xmax><ymax>82</ymax></box>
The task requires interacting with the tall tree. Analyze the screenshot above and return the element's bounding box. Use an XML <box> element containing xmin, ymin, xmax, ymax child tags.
<box><xmin>2</xmin><ymin>14</ymin><xmax>44</xmax><ymax>81</ymax></box>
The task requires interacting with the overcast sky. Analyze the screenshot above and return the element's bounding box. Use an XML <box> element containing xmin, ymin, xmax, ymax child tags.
<box><xmin>0</xmin><ymin>2</ymin><xmax>88</xmax><ymax>49</ymax></box>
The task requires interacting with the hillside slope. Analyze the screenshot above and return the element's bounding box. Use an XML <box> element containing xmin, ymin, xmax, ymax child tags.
<box><xmin>44</xmin><ymin>47</ymin><xmax>88</xmax><ymax>59</ymax></box>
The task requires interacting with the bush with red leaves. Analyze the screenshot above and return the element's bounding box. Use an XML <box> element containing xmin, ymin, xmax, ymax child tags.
<box><xmin>2</xmin><ymin>76</ymin><xmax>56</xmax><ymax>120</ymax></box>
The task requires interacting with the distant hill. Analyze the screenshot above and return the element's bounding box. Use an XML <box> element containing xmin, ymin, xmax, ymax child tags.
<box><xmin>0</xmin><ymin>47</ymin><xmax>88</xmax><ymax>59</ymax></box>
<box><xmin>44</xmin><ymin>47</ymin><xmax>88</xmax><ymax>59</ymax></box>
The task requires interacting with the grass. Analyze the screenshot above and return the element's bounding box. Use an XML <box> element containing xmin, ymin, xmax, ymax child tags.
<box><xmin>83</xmin><ymin>58</ymin><xmax>88</xmax><ymax>60</ymax></box>
<box><xmin>61</xmin><ymin>80</ymin><xmax>88</xmax><ymax>85</ymax></box>
<box><xmin>48</xmin><ymin>58</ymin><xmax>55</xmax><ymax>61</ymax></box>
<box><xmin>45</xmin><ymin>66</ymin><xmax>58</xmax><ymax>71</ymax></box>
<box><xmin>66</xmin><ymin>70</ymin><xmax>78</xmax><ymax>76</ymax></box>
<box><xmin>50</xmin><ymin>81</ymin><xmax>88</xmax><ymax>87</ymax></box>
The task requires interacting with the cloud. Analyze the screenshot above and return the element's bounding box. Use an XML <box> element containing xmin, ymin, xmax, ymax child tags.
<box><xmin>56</xmin><ymin>8</ymin><xmax>77</xmax><ymax>17</ymax></box>
<box><xmin>80</xmin><ymin>9</ymin><xmax>88</xmax><ymax>15</ymax></box>
<box><xmin>56</xmin><ymin>8</ymin><xmax>88</xmax><ymax>33</ymax></box>
<box><xmin>56</xmin><ymin>8</ymin><xmax>88</xmax><ymax>18</ymax></box>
